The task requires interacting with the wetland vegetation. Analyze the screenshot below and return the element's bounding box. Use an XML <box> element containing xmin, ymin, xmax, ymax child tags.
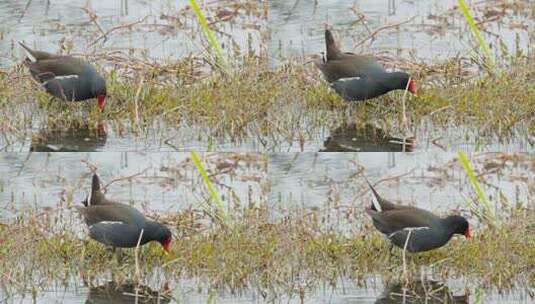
<box><xmin>1</xmin><ymin>151</ymin><xmax>534</xmax><ymax>302</ymax></box>
<box><xmin>0</xmin><ymin>0</ymin><xmax>534</xmax><ymax>303</ymax></box>
<box><xmin>0</xmin><ymin>0</ymin><xmax>534</xmax><ymax>151</ymax></box>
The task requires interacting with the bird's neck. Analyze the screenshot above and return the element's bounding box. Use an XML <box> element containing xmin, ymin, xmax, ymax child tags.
<box><xmin>141</xmin><ymin>221</ymin><xmax>163</xmax><ymax>241</ymax></box>
<box><xmin>439</xmin><ymin>217</ymin><xmax>461</xmax><ymax>237</ymax></box>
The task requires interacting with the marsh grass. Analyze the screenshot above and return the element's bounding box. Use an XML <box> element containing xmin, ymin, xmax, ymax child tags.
<box><xmin>189</xmin><ymin>0</ymin><xmax>227</xmax><ymax>72</ymax></box>
<box><xmin>457</xmin><ymin>0</ymin><xmax>496</xmax><ymax>73</ymax></box>
<box><xmin>1</xmin><ymin>200</ymin><xmax>533</xmax><ymax>300</ymax></box>
<box><xmin>1</xmin><ymin>52</ymin><xmax>534</xmax><ymax>150</ymax></box>
<box><xmin>457</xmin><ymin>151</ymin><xmax>498</xmax><ymax>227</ymax></box>
<box><xmin>190</xmin><ymin>151</ymin><xmax>228</xmax><ymax>224</ymax></box>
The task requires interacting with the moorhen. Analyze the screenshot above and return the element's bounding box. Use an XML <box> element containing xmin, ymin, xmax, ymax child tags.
<box><xmin>77</xmin><ymin>174</ymin><xmax>172</xmax><ymax>253</ymax></box>
<box><xmin>364</xmin><ymin>178</ymin><xmax>470</xmax><ymax>252</ymax></box>
<box><xmin>19</xmin><ymin>42</ymin><xmax>107</xmax><ymax>110</ymax></box>
<box><xmin>314</xmin><ymin>30</ymin><xmax>417</xmax><ymax>101</ymax></box>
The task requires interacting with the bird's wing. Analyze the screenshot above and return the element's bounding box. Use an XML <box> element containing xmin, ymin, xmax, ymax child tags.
<box><xmin>387</xmin><ymin>226</ymin><xmax>430</xmax><ymax>239</ymax></box>
<box><xmin>359</xmin><ymin>56</ymin><xmax>387</xmax><ymax>78</ymax></box>
<box><xmin>88</xmin><ymin>222</ymin><xmax>143</xmax><ymax>248</ymax></box>
<box><xmin>19</xmin><ymin>42</ymin><xmax>58</xmax><ymax>61</ymax></box>
<box><xmin>40</xmin><ymin>76</ymin><xmax>82</xmax><ymax>101</ymax></box>
<box><xmin>77</xmin><ymin>204</ymin><xmax>146</xmax><ymax>228</ymax></box>
<box><xmin>26</xmin><ymin>57</ymin><xmax>84</xmax><ymax>80</ymax></box>
<box><xmin>367</xmin><ymin>208</ymin><xmax>437</xmax><ymax>234</ymax></box>
<box><xmin>339</xmin><ymin>55</ymin><xmax>386</xmax><ymax>77</ymax></box>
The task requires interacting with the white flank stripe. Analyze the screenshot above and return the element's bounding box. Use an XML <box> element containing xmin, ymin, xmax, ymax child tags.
<box><xmin>55</xmin><ymin>75</ymin><xmax>79</xmax><ymax>80</ymax></box>
<box><xmin>42</xmin><ymin>75</ymin><xmax>78</xmax><ymax>86</ymax></box>
<box><xmin>27</xmin><ymin>52</ymin><xmax>37</xmax><ymax>63</ymax></box>
<box><xmin>87</xmin><ymin>190</ymin><xmax>92</xmax><ymax>206</ymax></box>
<box><xmin>89</xmin><ymin>221</ymin><xmax>123</xmax><ymax>228</ymax></box>
<box><xmin>19</xmin><ymin>41</ymin><xmax>37</xmax><ymax>62</ymax></box>
<box><xmin>337</xmin><ymin>76</ymin><xmax>362</xmax><ymax>82</ymax></box>
<box><xmin>388</xmin><ymin>226</ymin><xmax>430</xmax><ymax>239</ymax></box>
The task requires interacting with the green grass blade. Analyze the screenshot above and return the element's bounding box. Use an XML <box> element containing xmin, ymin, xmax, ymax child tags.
<box><xmin>457</xmin><ymin>151</ymin><xmax>498</xmax><ymax>227</ymax></box>
<box><xmin>189</xmin><ymin>0</ymin><xmax>228</xmax><ymax>71</ymax></box>
<box><xmin>207</xmin><ymin>290</ymin><xmax>216</xmax><ymax>304</ymax></box>
<box><xmin>190</xmin><ymin>151</ymin><xmax>227</xmax><ymax>221</ymax></box>
<box><xmin>457</xmin><ymin>0</ymin><xmax>495</xmax><ymax>70</ymax></box>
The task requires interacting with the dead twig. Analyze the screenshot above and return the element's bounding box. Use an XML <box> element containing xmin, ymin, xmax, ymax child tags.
<box><xmin>133</xmin><ymin>75</ymin><xmax>145</xmax><ymax>132</ymax></box>
<box><xmin>18</xmin><ymin>0</ymin><xmax>33</xmax><ymax>22</ymax></box>
<box><xmin>88</xmin><ymin>15</ymin><xmax>149</xmax><ymax>47</ymax></box>
<box><xmin>101</xmin><ymin>168</ymin><xmax>150</xmax><ymax>191</ymax></box>
<box><xmin>80</xmin><ymin>6</ymin><xmax>107</xmax><ymax>41</ymax></box>
<box><xmin>135</xmin><ymin>228</ymin><xmax>144</xmax><ymax>282</ymax></box>
<box><xmin>354</xmin><ymin>16</ymin><xmax>417</xmax><ymax>49</ymax></box>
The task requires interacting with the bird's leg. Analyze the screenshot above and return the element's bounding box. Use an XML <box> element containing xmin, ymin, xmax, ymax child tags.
<box><xmin>113</xmin><ymin>246</ymin><xmax>124</xmax><ymax>264</ymax></box>
<box><xmin>385</xmin><ymin>243</ymin><xmax>394</xmax><ymax>264</ymax></box>
<box><xmin>402</xmin><ymin>229</ymin><xmax>414</xmax><ymax>286</ymax></box>
<box><xmin>67</xmin><ymin>101</ymin><xmax>76</xmax><ymax>113</ymax></box>
<box><xmin>382</xmin><ymin>243</ymin><xmax>391</xmax><ymax>264</ymax></box>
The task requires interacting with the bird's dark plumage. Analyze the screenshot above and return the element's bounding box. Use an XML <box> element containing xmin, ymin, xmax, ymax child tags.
<box><xmin>82</xmin><ymin>174</ymin><xmax>111</xmax><ymax>206</ymax></box>
<box><xmin>77</xmin><ymin>174</ymin><xmax>172</xmax><ymax>252</ymax></box>
<box><xmin>364</xmin><ymin>177</ymin><xmax>470</xmax><ymax>252</ymax></box>
<box><xmin>314</xmin><ymin>30</ymin><xmax>417</xmax><ymax>101</ymax></box>
<box><xmin>19</xmin><ymin>42</ymin><xmax>107</xmax><ymax>109</ymax></box>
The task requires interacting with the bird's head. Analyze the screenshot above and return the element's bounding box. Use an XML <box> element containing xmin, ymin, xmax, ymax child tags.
<box><xmin>92</xmin><ymin>75</ymin><xmax>107</xmax><ymax>110</ymax></box>
<box><xmin>158</xmin><ymin>226</ymin><xmax>172</xmax><ymax>254</ymax></box>
<box><xmin>447</xmin><ymin>215</ymin><xmax>471</xmax><ymax>239</ymax></box>
<box><xmin>407</xmin><ymin>78</ymin><xmax>417</xmax><ymax>95</ymax></box>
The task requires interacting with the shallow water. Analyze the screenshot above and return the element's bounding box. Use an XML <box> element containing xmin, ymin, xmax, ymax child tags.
<box><xmin>1</xmin><ymin>0</ymin><xmax>534</xmax><ymax>302</ymax></box>
<box><xmin>4</xmin><ymin>277</ymin><xmax>533</xmax><ymax>303</ymax></box>
<box><xmin>1</xmin><ymin>115</ymin><xmax>531</xmax><ymax>153</ymax></box>
<box><xmin>0</xmin><ymin>152</ymin><xmax>267</xmax><ymax>218</ymax></box>
<box><xmin>269</xmin><ymin>152</ymin><xmax>532</xmax><ymax>214</ymax></box>
<box><xmin>1</xmin><ymin>152</ymin><xmax>533</xmax><ymax>302</ymax></box>
<box><xmin>0</xmin><ymin>0</ymin><xmax>265</xmax><ymax>68</ymax></box>
<box><xmin>2</xmin><ymin>151</ymin><xmax>531</xmax><ymax>219</ymax></box>
<box><xmin>0</xmin><ymin>0</ymin><xmax>533</xmax><ymax>151</ymax></box>
<box><xmin>268</xmin><ymin>0</ymin><xmax>533</xmax><ymax>63</ymax></box>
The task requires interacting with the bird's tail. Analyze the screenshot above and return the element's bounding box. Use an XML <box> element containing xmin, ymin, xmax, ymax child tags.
<box><xmin>18</xmin><ymin>41</ymin><xmax>37</xmax><ymax>63</ymax></box>
<box><xmin>363</xmin><ymin>175</ymin><xmax>383</xmax><ymax>212</ymax></box>
<box><xmin>18</xmin><ymin>41</ymin><xmax>55</xmax><ymax>62</ymax></box>
<box><xmin>324</xmin><ymin>29</ymin><xmax>341</xmax><ymax>61</ymax></box>
<box><xmin>363</xmin><ymin>176</ymin><xmax>399</xmax><ymax>212</ymax></box>
<box><xmin>82</xmin><ymin>174</ymin><xmax>107</xmax><ymax>206</ymax></box>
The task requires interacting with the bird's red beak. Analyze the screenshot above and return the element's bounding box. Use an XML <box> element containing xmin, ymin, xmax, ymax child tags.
<box><xmin>97</xmin><ymin>95</ymin><xmax>106</xmax><ymax>110</ymax></box>
<box><xmin>464</xmin><ymin>226</ymin><xmax>471</xmax><ymax>239</ymax></box>
<box><xmin>162</xmin><ymin>237</ymin><xmax>172</xmax><ymax>254</ymax></box>
<box><xmin>408</xmin><ymin>79</ymin><xmax>417</xmax><ymax>95</ymax></box>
